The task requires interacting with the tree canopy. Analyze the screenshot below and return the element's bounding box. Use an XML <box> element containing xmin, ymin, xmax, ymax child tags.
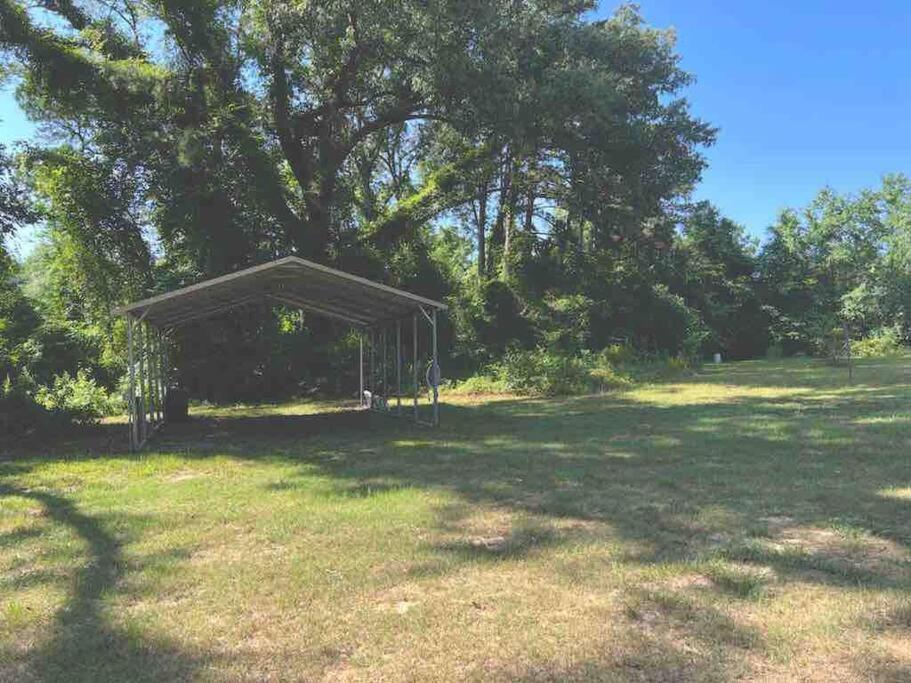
<box><xmin>0</xmin><ymin>0</ymin><xmax>907</xmax><ymax>419</ymax></box>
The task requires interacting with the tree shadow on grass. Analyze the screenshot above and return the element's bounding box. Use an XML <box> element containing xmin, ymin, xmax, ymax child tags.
<box><xmin>161</xmin><ymin>407</ymin><xmax>370</xmax><ymax>442</ymax></box>
<box><xmin>200</xmin><ymin>380</ymin><xmax>908</xmax><ymax>610</ymax></box>
<box><xmin>120</xmin><ymin>379</ymin><xmax>908</xmax><ymax>595</ymax></box>
<box><xmin>4</xmin><ymin>360</ymin><xmax>910</xmax><ymax>678</ymax></box>
<box><xmin>0</xmin><ymin>405</ymin><xmax>370</xmax><ymax>461</ymax></box>
<box><xmin>479</xmin><ymin>584</ymin><xmax>763</xmax><ymax>681</ymax></box>
<box><xmin>0</xmin><ymin>484</ymin><xmax>208</xmax><ymax>682</ymax></box>
<box><xmin>13</xmin><ymin>379</ymin><xmax>907</xmax><ymax>589</ymax></box>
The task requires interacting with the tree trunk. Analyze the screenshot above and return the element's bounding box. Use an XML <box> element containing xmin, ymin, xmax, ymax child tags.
<box><xmin>305</xmin><ymin>135</ymin><xmax>343</xmax><ymax>260</ymax></box>
<box><xmin>476</xmin><ymin>181</ymin><xmax>488</xmax><ymax>280</ymax></box>
<box><xmin>523</xmin><ymin>154</ymin><xmax>536</xmax><ymax>234</ymax></box>
<box><xmin>502</xmin><ymin>157</ymin><xmax>519</xmax><ymax>281</ymax></box>
<box><xmin>489</xmin><ymin>149</ymin><xmax>511</xmax><ymax>278</ymax></box>
<box><xmin>523</xmin><ymin>187</ymin><xmax>534</xmax><ymax>233</ymax></box>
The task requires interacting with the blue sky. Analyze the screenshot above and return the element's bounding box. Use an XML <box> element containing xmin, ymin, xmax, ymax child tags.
<box><xmin>2</xmin><ymin>0</ymin><xmax>910</xmax><ymax>254</ymax></box>
<box><xmin>602</xmin><ymin>0</ymin><xmax>911</xmax><ymax>238</ymax></box>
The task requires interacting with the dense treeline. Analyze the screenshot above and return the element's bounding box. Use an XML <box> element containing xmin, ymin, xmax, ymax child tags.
<box><xmin>0</xmin><ymin>1</ymin><xmax>908</xmax><ymax>432</ymax></box>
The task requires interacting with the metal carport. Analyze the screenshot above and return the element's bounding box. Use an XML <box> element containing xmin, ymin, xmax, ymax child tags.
<box><xmin>113</xmin><ymin>256</ymin><xmax>447</xmax><ymax>450</ymax></box>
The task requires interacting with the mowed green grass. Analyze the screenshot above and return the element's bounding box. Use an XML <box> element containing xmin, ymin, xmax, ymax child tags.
<box><xmin>1</xmin><ymin>357</ymin><xmax>910</xmax><ymax>681</ymax></box>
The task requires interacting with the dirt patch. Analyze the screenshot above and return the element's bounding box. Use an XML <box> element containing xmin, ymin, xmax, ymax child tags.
<box><xmin>759</xmin><ymin>515</ymin><xmax>796</xmax><ymax>529</ymax></box>
<box><xmin>167</xmin><ymin>471</ymin><xmax>201</xmax><ymax>483</ymax></box>
<box><xmin>393</xmin><ymin>600</ymin><xmax>416</xmax><ymax>614</ymax></box>
<box><xmin>373</xmin><ymin>586</ymin><xmax>425</xmax><ymax>616</ymax></box>
<box><xmin>770</xmin><ymin>525</ymin><xmax>911</xmax><ymax>583</ymax></box>
<box><xmin>665</xmin><ymin>573</ymin><xmax>715</xmax><ymax>590</ymax></box>
<box><xmin>469</xmin><ymin>536</ymin><xmax>508</xmax><ymax>552</ymax></box>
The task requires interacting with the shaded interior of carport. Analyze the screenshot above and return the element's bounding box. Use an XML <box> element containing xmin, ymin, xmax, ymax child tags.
<box><xmin>114</xmin><ymin>256</ymin><xmax>447</xmax><ymax>450</ymax></box>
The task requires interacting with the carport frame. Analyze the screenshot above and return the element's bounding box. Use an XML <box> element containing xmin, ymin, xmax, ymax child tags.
<box><xmin>114</xmin><ymin>256</ymin><xmax>447</xmax><ymax>450</ymax></box>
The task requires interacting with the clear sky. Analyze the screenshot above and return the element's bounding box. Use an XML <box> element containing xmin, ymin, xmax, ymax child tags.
<box><xmin>603</xmin><ymin>0</ymin><xmax>911</xmax><ymax>238</ymax></box>
<box><xmin>1</xmin><ymin>0</ymin><xmax>910</xmax><ymax>254</ymax></box>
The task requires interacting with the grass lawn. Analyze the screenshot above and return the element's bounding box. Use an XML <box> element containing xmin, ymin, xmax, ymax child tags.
<box><xmin>1</xmin><ymin>357</ymin><xmax>910</xmax><ymax>681</ymax></box>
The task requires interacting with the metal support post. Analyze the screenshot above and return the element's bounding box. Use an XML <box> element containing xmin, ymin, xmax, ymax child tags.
<box><xmin>148</xmin><ymin>325</ymin><xmax>158</xmax><ymax>427</ymax></box>
<box><xmin>412</xmin><ymin>313</ymin><xmax>418</xmax><ymax>422</ymax></box>
<box><xmin>148</xmin><ymin>326</ymin><xmax>156</xmax><ymax>426</ymax></box>
<box><xmin>359</xmin><ymin>333</ymin><xmax>364</xmax><ymax>407</ymax></box>
<box><xmin>369</xmin><ymin>327</ymin><xmax>375</xmax><ymax>408</ymax></box>
<box><xmin>157</xmin><ymin>331</ymin><xmax>163</xmax><ymax>423</ymax></box>
<box><xmin>152</xmin><ymin>328</ymin><xmax>157</xmax><ymax>425</ymax></box>
<box><xmin>127</xmin><ymin>316</ymin><xmax>136</xmax><ymax>450</ymax></box>
<box><xmin>396</xmin><ymin>319</ymin><xmax>402</xmax><ymax>415</ymax></box>
<box><xmin>159</xmin><ymin>329</ymin><xmax>167</xmax><ymax>422</ymax></box>
<box><xmin>432</xmin><ymin>309</ymin><xmax>439</xmax><ymax>426</ymax></box>
<box><xmin>137</xmin><ymin>321</ymin><xmax>146</xmax><ymax>442</ymax></box>
<box><xmin>381</xmin><ymin>327</ymin><xmax>387</xmax><ymax>401</ymax></box>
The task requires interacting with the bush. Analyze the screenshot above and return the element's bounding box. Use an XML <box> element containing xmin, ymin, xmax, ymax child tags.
<box><xmin>0</xmin><ymin>373</ymin><xmax>65</xmax><ymax>439</ymax></box>
<box><xmin>600</xmin><ymin>343</ymin><xmax>636</xmax><ymax>365</ymax></box>
<box><xmin>643</xmin><ymin>284</ymin><xmax>709</xmax><ymax>360</ymax></box>
<box><xmin>808</xmin><ymin>316</ymin><xmax>847</xmax><ymax>364</ymax></box>
<box><xmin>541</xmin><ymin>294</ymin><xmax>593</xmax><ymax>353</ymax></box>
<box><xmin>588</xmin><ymin>363</ymin><xmax>634</xmax><ymax>392</ymax></box>
<box><xmin>852</xmin><ymin>327</ymin><xmax>905</xmax><ymax>358</ymax></box>
<box><xmin>497</xmin><ymin>348</ymin><xmax>592</xmax><ymax>396</ymax></box>
<box><xmin>35</xmin><ymin>369</ymin><xmax>122</xmax><ymax>425</ymax></box>
<box><xmin>766</xmin><ymin>343</ymin><xmax>784</xmax><ymax>360</ymax></box>
<box><xmin>620</xmin><ymin>355</ymin><xmax>694</xmax><ymax>383</ymax></box>
<box><xmin>449</xmin><ymin>374</ymin><xmax>510</xmax><ymax>395</ymax></box>
<box><xmin>450</xmin><ymin>345</ymin><xmax>695</xmax><ymax>398</ymax></box>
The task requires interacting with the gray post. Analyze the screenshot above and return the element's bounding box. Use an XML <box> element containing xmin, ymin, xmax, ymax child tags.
<box><xmin>159</xmin><ymin>329</ymin><xmax>167</xmax><ymax>422</ymax></box>
<box><xmin>137</xmin><ymin>321</ymin><xmax>146</xmax><ymax>441</ymax></box>
<box><xmin>148</xmin><ymin>327</ymin><xmax>156</xmax><ymax>425</ymax></box>
<box><xmin>152</xmin><ymin>328</ymin><xmax>158</xmax><ymax>425</ymax></box>
<box><xmin>358</xmin><ymin>333</ymin><xmax>364</xmax><ymax>407</ymax></box>
<box><xmin>396</xmin><ymin>319</ymin><xmax>402</xmax><ymax>415</ymax></box>
<box><xmin>369</xmin><ymin>327</ymin><xmax>375</xmax><ymax>409</ymax></box>
<box><xmin>148</xmin><ymin>325</ymin><xmax>157</xmax><ymax>427</ymax></box>
<box><xmin>127</xmin><ymin>316</ymin><xmax>136</xmax><ymax>450</ymax></box>
<box><xmin>412</xmin><ymin>313</ymin><xmax>418</xmax><ymax>422</ymax></box>
<box><xmin>157</xmin><ymin>331</ymin><xmax>163</xmax><ymax>423</ymax></box>
<box><xmin>381</xmin><ymin>327</ymin><xmax>387</xmax><ymax>402</ymax></box>
<box><xmin>432</xmin><ymin>308</ymin><xmax>439</xmax><ymax>426</ymax></box>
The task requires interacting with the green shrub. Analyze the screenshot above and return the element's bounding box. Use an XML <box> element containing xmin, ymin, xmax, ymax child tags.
<box><xmin>497</xmin><ymin>348</ymin><xmax>592</xmax><ymax>396</ymax></box>
<box><xmin>766</xmin><ymin>343</ymin><xmax>784</xmax><ymax>359</ymax></box>
<box><xmin>496</xmin><ymin>348</ymin><xmax>675</xmax><ymax>396</ymax></box>
<box><xmin>588</xmin><ymin>363</ymin><xmax>634</xmax><ymax>392</ymax></box>
<box><xmin>852</xmin><ymin>327</ymin><xmax>905</xmax><ymax>358</ymax></box>
<box><xmin>35</xmin><ymin>370</ymin><xmax>122</xmax><ymax>425</ymax></box>
<box><xmin>808</xmin><ymin>316</ymin><xmax>849</xmax><ymax>364</ymax></box>
<box><xmin>0</xmin><ymin>373</ymin><xmax>65</xmax><ymax>439</ymax></box>
<box><xmin>646</xmin><ymin>284</ymin><xmax>709</xmax><ymax>360</ymax></box>
<box><xmin>621</xmin><ymin>356</ymin><xmax>693</xmax><ymax>382</ymax></box>
<box><xmin>449</xmin><ymin>374</ymin><xmax>510</xmax><ymax>395</ymax></box>
<box><xmin>541</xmin><ymin>294</ymin><xmax>593</xmax><ymax>353</ymax></box>
<box><xmin>600</xmin><ymin>343</ymin><xmax>636</xmax><ymax>365</ymax></box>
<box><xmin>451</xmin><ymin>346</ymin><xmax>694</xmax><ymax>398</ymax></box>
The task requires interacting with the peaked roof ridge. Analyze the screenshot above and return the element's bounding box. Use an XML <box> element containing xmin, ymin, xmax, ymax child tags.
<box><xmin>113</xmin><ymin>255</ymin><xmax>446</xmax><ymax>328</ymax></box>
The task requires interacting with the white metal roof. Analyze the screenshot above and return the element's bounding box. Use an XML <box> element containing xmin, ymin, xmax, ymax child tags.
<box><xmin>113</xmin><ymin>256</ymin><xmax>447</xmax><ymax>328</ymax></box>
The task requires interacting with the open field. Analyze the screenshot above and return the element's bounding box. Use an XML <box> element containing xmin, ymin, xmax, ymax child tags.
<box><xmin>1</xmin><ymin>357</ymin><xmax>910</xmax><ymax>681</ymax></box>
